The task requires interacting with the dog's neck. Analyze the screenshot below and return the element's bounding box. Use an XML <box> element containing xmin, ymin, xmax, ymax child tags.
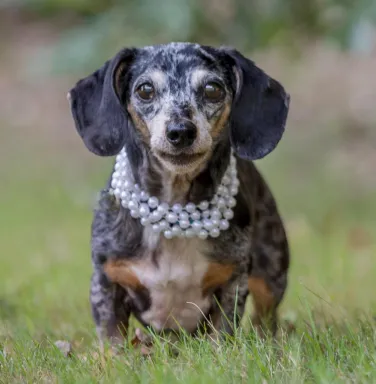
<box><xmin>123</xmin><ymin>139</ymin><xmax>231</xmax><ymax>206</ymax></box>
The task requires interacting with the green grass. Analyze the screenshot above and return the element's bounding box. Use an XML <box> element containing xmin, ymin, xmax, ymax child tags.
<box><xmin>1</xmin><ymin>142</ymin><xmax>375</xmax><ymax>383</ymax></box>
<box><xmin>2</xmin><ymin>322</ymin><xmax>376</xmax><ymax>383</ymax></box>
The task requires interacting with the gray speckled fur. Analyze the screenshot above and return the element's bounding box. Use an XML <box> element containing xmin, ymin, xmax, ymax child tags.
<box><xmin>69</xmin><ymin>42</ymin><xmax>290</xmax><ymax>344</ymax></box>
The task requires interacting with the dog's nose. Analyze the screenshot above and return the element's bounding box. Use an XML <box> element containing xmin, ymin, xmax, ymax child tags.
<box><xmin>166</xmin><ymin>121</ymin><xmax>197</xmax><ymax>149</ymax></box>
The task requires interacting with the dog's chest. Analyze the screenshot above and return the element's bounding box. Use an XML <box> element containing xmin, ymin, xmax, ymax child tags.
<box><xmin>130</xmin><ymin>230</ymin><xmax>211</xmax><ymax>332</ymax></box>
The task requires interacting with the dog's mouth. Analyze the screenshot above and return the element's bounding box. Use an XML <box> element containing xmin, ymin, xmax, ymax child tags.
<box><xmin>157</xmin><ymin>151</ymin><xmax>206</xmax><ymax>166</ymax></box>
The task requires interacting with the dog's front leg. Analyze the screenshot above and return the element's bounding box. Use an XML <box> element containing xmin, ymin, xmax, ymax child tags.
<box><xmin>209</xmin><ymin>273</ymin><xmax>249</xmax><ymax>337</ymax></box>
<box><xmin>90</xmin><ymin>266</ymin><xmax>131</xmax><ymax>351</ymax></box>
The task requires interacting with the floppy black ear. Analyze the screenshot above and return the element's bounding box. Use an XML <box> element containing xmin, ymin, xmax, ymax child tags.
<box><xmin>226</xmin><ymin>49</ymin><xmax>290</xmax><ymax>160</ymax></box>
<box><xmin>68</xmin><ymin>48</ymin><xmax>136</xmax><ymax>156</ymax></box>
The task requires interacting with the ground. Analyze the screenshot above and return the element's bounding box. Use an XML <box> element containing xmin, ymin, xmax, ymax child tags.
<box><xmin>0</xmin><ymin>19</ymin><xmax>375</xmax><ymax>383</ymax></box>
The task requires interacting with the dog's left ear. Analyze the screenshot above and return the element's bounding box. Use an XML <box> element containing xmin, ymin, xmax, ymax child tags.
<box><xmin>68</xmin><ymin>48</ymin><xmax>137</xmax><ymax>156</ymax></box>
<box><xmin>225</xmin><ymin>49</ymin><xmax>290</xmax><ymax>160</ymax></box>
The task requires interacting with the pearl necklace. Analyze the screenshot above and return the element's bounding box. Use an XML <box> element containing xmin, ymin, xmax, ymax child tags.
<box><xmin>110</xmin><ymin>148</ymin><xmax>239</xmax><ymax>239</ymax></box>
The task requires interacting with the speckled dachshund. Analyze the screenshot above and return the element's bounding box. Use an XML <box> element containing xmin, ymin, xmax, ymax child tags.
<box><xmin>68</xmin><ymin>42</ymin><xmax>290</xmax><ymax>348</ymax></box>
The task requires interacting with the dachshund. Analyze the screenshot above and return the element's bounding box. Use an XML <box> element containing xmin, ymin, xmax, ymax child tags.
<box><xmin>68</xmin><ymin>42</ymin><xmax>290</xmax><ymax>348</ymax></box>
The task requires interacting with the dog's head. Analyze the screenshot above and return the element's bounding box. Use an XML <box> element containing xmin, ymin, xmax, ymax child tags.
<box><xmin>68</xmin><ymin>43</ymin><xmax>290</xmax><ymax>174</ymax></box>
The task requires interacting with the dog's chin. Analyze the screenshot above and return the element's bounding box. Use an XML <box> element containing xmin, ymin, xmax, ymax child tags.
<box><xmin>155</xmin><ymin>151</ymin><xmax>208</xmax><ymax>174</ymax></box>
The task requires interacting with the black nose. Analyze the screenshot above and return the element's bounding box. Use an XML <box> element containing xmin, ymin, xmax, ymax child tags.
<box><xmin>166</xmin><ymin>121</ymin><xmax>197</xmax><ymax>149</ymax></box>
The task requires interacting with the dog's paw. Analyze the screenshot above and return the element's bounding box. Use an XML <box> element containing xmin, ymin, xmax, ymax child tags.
<box><xmin>131</xmin><ymin>328</ymin><xmax>154</xmax><ymax>356</ymax></box>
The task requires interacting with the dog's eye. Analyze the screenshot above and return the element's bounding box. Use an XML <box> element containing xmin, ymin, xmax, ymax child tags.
<box><xmin>136</xmin><ymin>83</ymin><xmax>155</xmax><ymax>101</ymax></box>
<box><xmin>203</xmin><ymin>82</ymin><xmax>224</xmax><ymax>102</ymax></box>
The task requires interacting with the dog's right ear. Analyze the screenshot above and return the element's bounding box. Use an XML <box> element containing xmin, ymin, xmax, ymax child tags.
<box><xmin>68</xmin><ymin>48</ymin><xmax>137</xmax><ymax>156</ymax></box>
<box><xmin>223</xmin><ymin>48</ymin><xmax>290</xmax><ymax>161</ymax></box>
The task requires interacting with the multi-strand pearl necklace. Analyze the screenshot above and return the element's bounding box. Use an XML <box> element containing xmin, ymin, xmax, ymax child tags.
<box><xmin>110</xmin><ymin>148</ymin><xmax>239</xmax><ymax>239</ymax></box>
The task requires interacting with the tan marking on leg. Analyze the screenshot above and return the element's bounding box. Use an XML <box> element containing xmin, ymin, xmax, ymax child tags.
<box><xmin>248</xmin><ymin>277</ymin><xmax>276</xmax><ymax>335</ymax></box>
<box><xmin>202</xmin><ymin>263</ymin><xmax>234</xmax><ymax>296</ymax></box>
<box><xmin>101</xmin><ymin>260</ymin><xmax>143</xmax><ymax>352</ymax></box>
<box><xmin>103</xmin><ymin>259</ymin><xmax>145</xmax><ymax>290</ymax></box>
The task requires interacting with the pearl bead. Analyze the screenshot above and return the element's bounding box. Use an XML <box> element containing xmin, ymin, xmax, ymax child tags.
<box><xmin>184</xmin><ymin>228</ymin><xmax>195</xmax><ymax>238</ymax></box>
<box><xmin>221</xmin><ymin>187</ymin><xmax>229</xmax><ymax>197</ymax></box>
<box><xmin>199</xmin><ymin>201</ymin><xmax>209</xmax><ymax>210</ymax></box>
<box><xmin>179</xmin><ymin>220</ymin><xmax>190</xmax><ymax>229</ymax></box>
<box><xmin>172</xmin><ymin>225</ymin><xmax>182</xmax><ymax>237</ymax></box>
<box><xmin>172</xmin><ymin>204</ymin><xmax>183</xmax><ymax>214</ymax></box>
<box><xmin>114</xmin><ymin>188</ymin><xmax>121</xmax><ymax>198</ymax></box>
<box><xmin>148</xmin><ymin>197</ymin><xmax>159</xmax><ymax>209</ymax></box>
<box><xmin>217</xmin><ymin>185</ymin><xmax>225</xmax><ymax>196</ymax></box>
<box><xmin>179</xmin><ymin>211</ymin><xmax>189</xmax><ymax>221</ymax></box>
<box><xmin>217</xmin><ymin>197</ymin><xmax>226</xmax><ymax>209</ymax></box>
<box><xmin>141</xmin><ymin>217</ymin><xmax>150</xmax><ymax>226</ymax></box>
<box><xmin>210</xmin><ymin>228</ymin><xmax>220</xmax><ymax>238</ymax></box>
<box><xmin>192</xmin><ymin>221</ymin><xmax>203</xmax><ymax>231</ymax></box>
<box><xmin>229</xmin><ymin>186</ymin><xmax>238</xmax><ymax>196</ymax></box>
<box><xmin>159</xmin><ymin>219</ymin><xmax>169</xmax><ymax>231</ymax></box>
<box><xmin>185</xmin><ymin>203</ymin><xmax>196</xmax><ymax>213</ymax></box>
<box><xmin>223</xmin><ymin>209</ymin><xmax>234</xmax><ymax>220</ymax></box>
<box><xmin>154</xmin><ymin>210</ymin><xmax>163</xmax><ymax>221</ymax></box>
<box><xmin>210</xmin><ymin>208</ymin><xmax>221</xmax><ymax>220</ymax></box>
<box><xmin>203</xmin><ymin>219</ymin><xmax>214</xmax><ymax>231</ymax></box>
<box><xmin>131</xmin><ymin>192</ymin><xmax>140</xmax><ymax>201</ymax></box>
<box><xmin>158</xmin><ymin>202</ymin><xmax>169</xmax><ymax>215</ymax></box>
<box><xmin>139</xmin><ymin>203</ymin><xmax>150</xmax><ymax>217</ymax></box>
<box><xmin>167</xmin><ymin>212</ymin><xmax>178</xmax><ymax>224</ymax></box>
<box><xmin>219</xmin><ymin>219</ymin><xmax>230</xmax><ymax>230</ymax></box>
<box><xmin>198</xmin><ymin>229</ymin><xmax>208</xmax><ymax>240</ymax></box>
<box><xmin>128</xmin><ymin>200</ymin><xmax>138</xmax><ymax>211</ymax></box>
<box><xmin>212</xmin><ymin>219</ymin><xmax>220</xmax><ymax>227</ymax></box>
<box><xmin>222</xmin><ymin>176</ymin><xmax>231</xmax><ymax>185</ymax></box>
<box><xmin>120</xmin><ymin>191</ymin><xmax>129</xmax><ymax>200</ymax></box>
<box><xmin>140</xmin><ymin>191</ymin><xmax>150</xmax><ymax>201</ymax></box>
<box><xmin>164</xmin><ymin>230</ymin><xmax>173</xmax><ymax>239</ymax></box>
<box><xmin>190</xmin><ymin>211</ymin><xmax>201</xmax><ymax>221</ymax></box>
<box><xmin>202</xmin><ymin>210</ymin><xmax>210</xmax><ymax>219</ymax></box>
<box><xmin>227</xmin><ymin>197</ymin><xmax>236</xmax><ymax>208</ymax></box>
<box><xmin>130</xmin><ymin>210</ymin><xmax>140</xmax><ymax>218</ymax></box>
<box><xmin>123</xmin><ymin>180</ymin><xmax>131</xmax><ymax>189</ymax></box>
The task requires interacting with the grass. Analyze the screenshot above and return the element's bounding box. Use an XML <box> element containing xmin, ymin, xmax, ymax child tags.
<box><xmin>0</xmin><ymin>137</ymin><xmax>375</xmax><ymax>383</ymax></box>
<box><xmin>2</xmin><ymin>322</ymin><xmax>376</xmax><ymax>383</ymax></box>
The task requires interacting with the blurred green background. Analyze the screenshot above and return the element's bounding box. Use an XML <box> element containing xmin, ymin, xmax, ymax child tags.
<box><xmin>0</xmin><ymin>0</ymin><xmax>375</xmax><ymax>342</ymax></box>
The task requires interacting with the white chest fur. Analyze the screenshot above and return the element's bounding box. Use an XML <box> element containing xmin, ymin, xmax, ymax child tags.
<box><xmin>131</xmin><ymin>228</ymin><xmax>211</xmax><ymax>332</ymax></box>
